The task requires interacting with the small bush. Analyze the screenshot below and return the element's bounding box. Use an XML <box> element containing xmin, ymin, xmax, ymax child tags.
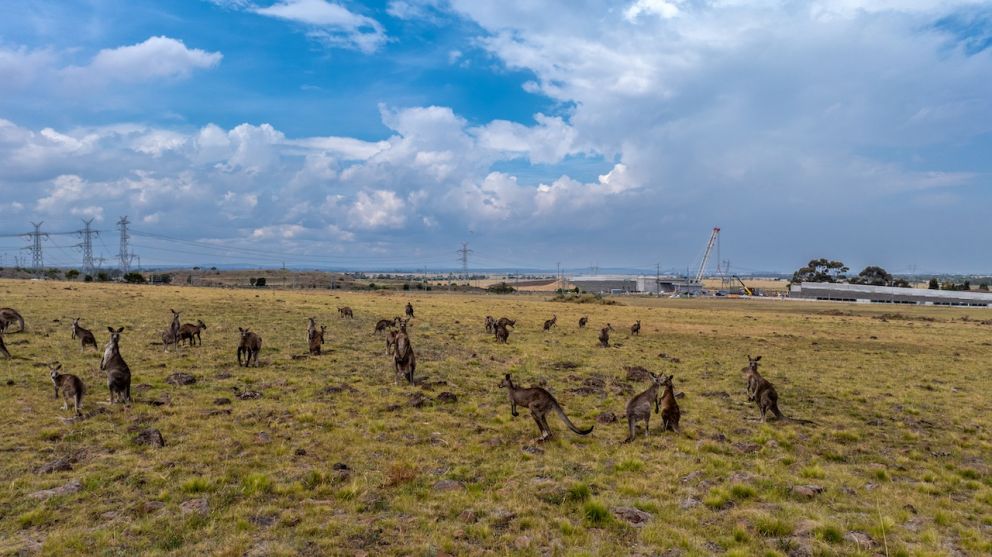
<box><xmin>566</xmin><ymin>483</ymin><xmax>591</xmax><ymax>502</ymax></box>
<box><xmin>241</xmin><ymin>473</ymin><xmax>273</xmax><ymax>495</ymax></box>
<box><xmin>582</xmin><ymin>500</ymin><xmax>610</xmax><ymax>525</ymax></box>
<box><xmin>487</xmin><ymin>282</ymin><xmax>516</xmax><ymax>294</ymax></box>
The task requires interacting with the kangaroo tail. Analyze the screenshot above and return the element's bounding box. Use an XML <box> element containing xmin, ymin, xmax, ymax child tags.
<box><xmin>15</xmin><ymin>313</ymin><xmax>24</xmax><ymax>332</ymax></box>
<box><xmin>554</xmin><ymin>402</ymin><xmax>593</xmax><ymax>435</ymax></box>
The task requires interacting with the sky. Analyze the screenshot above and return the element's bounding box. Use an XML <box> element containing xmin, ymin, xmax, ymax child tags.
<box><xmin>0</xmin><ymin>0</ymin><xmax>990</xmax><ymax>274</ymax></box>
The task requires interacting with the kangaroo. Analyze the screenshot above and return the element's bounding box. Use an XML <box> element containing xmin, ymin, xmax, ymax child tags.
<box><xmin>0</xmin><ymin>332</ymin><xmax>9</xmax><ymax>358</ymax></box>
<box><xmin>237</xmin><ymin>328</ymin><xmax>262</xmax><ymax>367</ymax></box>
<box><xmin>624</xmin><ymin>372</ymin><xmax>665</xmax><ymax>442</ymax></box>
<box><xmin>659</xmin><ymin>374</ymin><xmax>681</xmax><ymax>433</ymax></box>
<box><xmin>386</xmin><ymin>329</ymin><xmax>399</xmax><ymax>355</ymax></box>
<box><xmin>742</xmin><ymin>355</ymin><xmax>814</xmax><ymax>424</ymax></box>
<box><xmin>578</xmin><ymin>316</ymin><xmax>588</xmax><ymax>329</ymax></box>
<box><xmin>178</xmin><ymin>320</ymin><xmax>207</xmax><ymax>346</ymax></box>
<box><xmin>405</xmin><ymin>302</ymin><xmax>415</xmax><ymax>319</ymax></box>
<box><xmin>543</xmin><ymin>314</ymin><xmax>557</xmax><ymax>331</ymax></box>
<box><xmin>631</xmin><ymin>320</ymin><xmax>641</xmax><ymax>336</ymax></box>
<box><xmin>338</xmin><ymin>306</ymin><xmax>354</xmax><ymax>318</ymax></box>
<box><xmin>0</xmin><ymin>307</ymin><xmax>25</xmax><ymax>333</ymax></box>
<box><xmin>495</xmin><ymin>322</ymin><xmax>510</xmax><ymax>344</ymax></box>
<box><xmin>499</xmin><ymin>374</ymin><xmax>593</xmax><ymax>441</ymax></box>
<box><xmin>50</xmin><ymin>363</ymin><xmax>85</xmax><ymax>416</ymax></box>
<box><xmin>393</xmin><ymin>329</ymin><xmax>416</xmax><ymax>384</ymax></box>
<box><xmin>374</xmin><ymin>319</ymin><xmax>394</xmax><ymax>334</ymax></box>
<box><xmin>306</xmin><ymin>317</ymin><xmax>317</xmax><ymax>344</ymax></box>
<box><xmin>598</xmin><ymin>324</ymin><xmax>613</xmax><ymax>348</ymax></box>
<box><xmin>101</xmin><ymin>327</ymin><xmax>131</xmax><ymax>404</ymax></box>
<box><xmin>485</xmin><ymin>315</ymin><xmax>496</xmax><ymax>334</ymax></box>
<box><xmin>497</xmin><ymin>317</ymin><xmax>515</xmax><ymax>329</ymax></box>
<box><xmin>309</xmin><ymin>325</ymin><xmax>325</xmax><ymax>355</ymax></box>
<box><xmin>163</xmin><ymin>309</ymin><xmax>181</xmax><ymax>352</ymax></box>
<box><xmin>71</xmin><ymin>318</ymin><xmax>98</xmax><ymax>350</ymax></box>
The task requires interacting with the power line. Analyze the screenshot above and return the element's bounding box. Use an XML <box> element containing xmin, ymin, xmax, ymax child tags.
<box><xmin>23</xmin><ymin>222</ymin><xmax>48</xmax><ymax>275</ymax></box>
<box><xmin>77</xmin><ymin>218</ymin><xmax>99</xmax><ymax>275</ymax></box>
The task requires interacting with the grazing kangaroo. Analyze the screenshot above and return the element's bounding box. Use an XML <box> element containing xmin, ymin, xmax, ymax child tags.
<box><xmin>307</xmin><ymin>317</ymin><xmax>317</xmax><ymax>344</ymax></box>
<box><xmin>50</xmin><ymin>363</ymin><xmax>84</xmax><ymax>416</ymax></box>
<box><xmin>338</xmin><ymin>306</ymin><xmax>354</xmax><ymax>318</ymax></box>
<box><xmin>598</xmin><ymin>324</ymin><xmax>613</xmax><ymax>348</ymax></box>
<box><xmin>237</xmin><ymin>328</ymin><xmax>262</xmax><ymax>367</ymax></box>
<box><xmin>625</xmin><ymin>372</ymin><xmax>675</xmax><ymax>442</ymax></box>
<box><xmin>179</xmin><ymin>320</ymin><xmax>207</xmax><ymax>346</ymax></box>
<box><xmin>631</xmin><ymin>320</ymin><xmax>641</xmax><ymax>336</ymax></box>
<box><xmin>578</xmin><ymin>316</ymin><xmax>588</xmax><ymax>329</ymax></box>
<box><xmin>499</xmin><ymin>374</ymin><xmax>593</xmax><ymax>441</ymax></box>
<box><xmin>0</xmin><ymin>307</ymin><xmax>25</xmax><ymax>333</ymax></box>
<box><xmin>374</xmin><ymin>319</ymin><xmax>394</xmax><ymax>334</ymax></box>
<box><xmin>393</xmin><ymin>329</ymin><xmax>416</xmax><ymax>384</ymax></box>
<box><xmin>485</xmin><ymin>315</ymin><xmax>496</xmax><ymax>334</ymax></box>
<box><xmin>496</xmin><ymin>317</ymin><xmax>515</xmax><ymax>329</ymax></box>
<box><xmin>309</xmin><ymin>325</ymin><xmax>325</xmax><ymax>355</ymax></box>
<box><xmin>742</xmin><ymin>355</ymin><xmax>814</xmax><ymax>424</ymax></box>
<box><xmin>543</xmin><ymin>314</ymin><xmax>557</xmax><ymax>331</ymax></box>
<box><xmin>0</xmin><ymin>332</ymin><xmax>9</xmax><ymax>358</ymax></box>
<box><xmin>405</xmin><ymin>302</ymin><xmax>415</xmax><ymax>319</ymax></box>
<box><xmin>495</xmin><ymin>322</ymin><xmax>510</xmax><ymax>344</ymax></box>
<box><xmin>100</xmin><ymin>327</ymin><xmax>131</xmax><ymax>404</ymax></box>
<box><xmin>71</xmin><ymin>318</ymin><xmax>98</xmax><ymax>350</ymax></box>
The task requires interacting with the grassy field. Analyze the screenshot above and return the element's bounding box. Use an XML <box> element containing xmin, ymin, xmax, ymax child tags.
<box><xmin>1</xmin><ymin>279</ymin><xmax>991</xmax><ymax>556</ymax></box>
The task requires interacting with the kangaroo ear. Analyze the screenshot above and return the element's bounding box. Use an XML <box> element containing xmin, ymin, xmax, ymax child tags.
<box><xmin>238</xmin><ymin>327</ymin><xmax>244</xmax><ymax>333</ymax></box>
<box><xmin>54</xmin><ymin>363</ymin><xmax>62</xmax><ymax>370</ymax></box>
<box><xmin>117</xmin><ymin>327</ymin><xmax>125</xmax><ymax>333</ymax></box>
<box><xmin>107</xmin><ymin>326</ymin><xmax>115</xmax><ymax>333</ymax></box>
<box><xmin>755</xmin><ymin>356</ymin><xmax>762</xmax><ymax>361</ymax></box>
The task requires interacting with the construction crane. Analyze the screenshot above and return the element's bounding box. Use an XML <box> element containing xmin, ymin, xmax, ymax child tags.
<box><xmin>693</xmin><ymin>227</ymin><xmax>720</xmax><ymax>284</ymax></box>
<box><xmin>733</xmin><ymin>275</ymin><xmax>754</xmax><ymax>296</ymax></box>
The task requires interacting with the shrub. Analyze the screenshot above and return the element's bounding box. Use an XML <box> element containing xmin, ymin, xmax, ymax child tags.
<box><xmin>487</xmin><ymin>282</ymin><xmax>516</xmax><ymax>294</ymax></box>
<box><xmin>123</xmin><ymin>272</ymin><xmax>146</xmax><ymax>284</ymax></box>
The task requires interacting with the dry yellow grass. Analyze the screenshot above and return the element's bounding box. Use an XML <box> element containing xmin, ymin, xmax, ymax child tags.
<box><xmin>1</xmin><ymin>279</ymin><xmax>991</xmax><ymax>556</ymax></box>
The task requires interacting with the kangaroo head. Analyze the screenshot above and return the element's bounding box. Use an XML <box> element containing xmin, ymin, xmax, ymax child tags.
<box><xmin>239</xmin><ymin>327</ymin><xmax>251</xmax><ymax>340</ymax></box>
<box><xmin>50</xmin><ymin>362</ymin><xmax>62</xmax><ymax>380</ymax></box>
<box><xmin>198</xmin><ymin>320</ymin><xmax>206</xmax><ymax>328</ymax></box>
<box><xmin>499</xmin><ymin>373</ymin><xmax>512</xmax><ymax>389</ymax></box>
<box><xmin>107</xmin><ymin>326</ymin><xmax>124</xmax><ymax>344</ymax></box>
<box><xmin>171</xmin><ymin>309</ymin><xmax>180</xmax><ymax>318</ymax></box>
<box><xmin>72</xmin><ymin>317</ymin><xmax>80</xmax><ymax>326</ymax></box>
<box><xmin>746</xmin><ymin>354</ymin><xmax>761</xmax><ymax>372</ymax></box>
<box><xmin>661</xmin><ymin>374</ymin><xmax>675</xmax><ymax>389</ymax></box>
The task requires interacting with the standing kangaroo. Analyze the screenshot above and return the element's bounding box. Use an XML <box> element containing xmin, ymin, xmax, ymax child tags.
<box><xmin>50</xmin><ymin>363</ymin><xmax>85</xmax><ymax>416</ymax></box>
<box><xmin>659</xmin><ymin>374</ymin><xmax>681</xmax><ymax>433</ymax></box>
<box><xmin>495</xmin><ymin>322</ymin><xmax>510</xmax><ymax>344</ymax></box>
<box><xmin>306</xmin><ymin>317</ymin><xmax>317</xmax><ymax>344</ymax></box>
<box><xmin>71</xmin><ymin>318</ymin><xmax>98</xmax><ymax>350</ymax></box>
<box><xmin>742</xmin><ymin>355</ymin><xmax>813</xmax><ymax>423</ymax></box>
<box><xmin>0</xmin><ymin>332</ymin><xmax>9</xmax><ymax>358</ymax></box>
<box><xmin>496</xmin><ymin>317</ymin><xmax>515</xmax><ymax>329</ymax></box>
<box><xmin>309</xmin><ymin>325</ymin><xmax>325</xmax><ymax>355</ymax></box>
<box><xmin>485</xmin><ymin>316</ymin><xmax>496</xmax><ymax>334</ymax></box>
<box><xmin>338</xmin><ymin>307</ymin><xmax>354</xmax><ymax>318</ymax></box>
<box><xmin>386</xmin><ymin>329</ymin><xmax>399</xmax><ymax>355</ymax></box>
<box><xmin>543</xmin><ymin>314</ymin><xmax>557</xmax><ymax>331</ymax></box>
<box><xmin>163</xmin><ymin>309</ymin><xmax>181</xmax><ymax>352</ymax></box>
<box><xmin>393</xmin><ymin>328</ymin><xmax>416</xmax><ymax>384</ymax></box>
<box><xmin>0</xmin><ymin>307</ymin><xmax>25</xmax><ymax>333</ymax></box>
<box><xmin>499</xmin><ymin>374</ymin><xmax>594</xmax><ymax>441</ymax></box>
<box><xmin>179</xmin><ymin>320</ymin><xmax>207</xmax><ymax>346</ymax></box>
<box><xmin>624</xmin><ymin>372</ymin><xmax>664</xmax><ymax>442</ymax></box>
<box><xmin>405</xmin><ymin>302</ymin><xmax>415</xmax><ymax>319</ymax></box>
<box><xmin>578</xmin><ymin>316</ymin><xmax>588</xmax><ymax>329</ymax></box>
<box><xmin>598</xmin><ymin>324</ymin><xmax>613</xmax><ymax>348</ymax></box>
<box><xmin>630</xmin><ymin>320</ymin><xmax>641</xmax><ymax>336</ymax></box>
<box><xmin>101</xmin><ymin>327</ymin><xmax>132</xmax><ymax>404</ymax></box>
<box><xmin>237</xmin><ymin>328</ymin><xmax>262</xmax><ymax>367</ymax></box>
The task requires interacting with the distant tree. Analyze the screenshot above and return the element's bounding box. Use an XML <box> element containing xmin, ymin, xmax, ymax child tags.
<box><xmin>249</xmin><ymin>278</ymin><xmax>257</xmax><ymax>287</ymax></box>
<box><xmin>963</xmin><ymin>280</ymin><xmax>971</xmax><ymax>291</ymax></box>
<box><xmin>791</xmin><ymin>258</ymin><xmax>849</xmax><ymax>284</ymax></box>
<box><xmin>928</xmin><ymin>278</ymin><xmax>939</xmax><ymax>290</ymax></box>
<box><xmin>123</xmin><ymin>272</ymin><xmax>145</xmax><ymax>284</ymax></box>
<box><xmin>65</xmin><ymin>269</ymin><xmax>80</xmax><ymax>281</ymax></box>
<box><xmin>487</xmin><ymin>282</ymin><xmax>516</xmax><ymax>294</ymax></box>
<box><xmin>850</xmin><ymin>266</ymin><xmax>893</xmax><ymax>286</ymax></box>
<box><xmin>255</xmin><ymin>277</ymin><xmax>266</xmax><ymax>287</ymax></box>
<box><xmin>83</xmin><ymin>274</ymin><xmax>93</xmax><ymax>283</ymax></box>
<box><xmin>980</xmin><ymin>283</ymin><xmax>990</xmax><ymax>292</ymax></box>
<box><xmin>890</xmin><ymin>278</ymin><xmax>911</xmax><ymax>288</ymax></box>
<box><xmin>97</xmin><ymin>272</ymin><xmax>110</xmax><ymax>282</ymax></box>
<box><xmin>45</xmin><ymin>268</ymin><xmax>61</xmax><ymax>280</ymax></box>
<box><xmin>403</xmin><ymin>283</ymin><xmax>410</xmax><ymax>291</ymax></box>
